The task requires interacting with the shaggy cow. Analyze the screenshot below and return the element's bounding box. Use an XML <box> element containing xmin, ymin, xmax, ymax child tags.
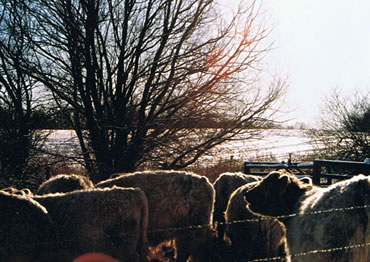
<box><xmin>244</xmin><ymin>171</ymin><xmax>370</xmax><ymax>262</ymax></box>
<box><xmin>96</xmin><ymin>170</ymin><xmax>215</xmax><ymax>262</ymax></box>
<box><xmin>33</xmin><ymin>187</ymin><xmax>149</xmax><ymax>262</ymax></box>
<box><xmin>224</xmin><ymin>181</ymin><xmax>287</xmax><ymax>261</ymax></box>
<box><xmin>0</xmin><ymin>190</ymin><xmax>54</xmax><ymax>261</ymax></box>
<box><xmin>213</xmin><ymin>172</ymin><xmax>262</xmax><ymax>238</ymax></box>
<box><xmin>36</xmin><ymin>174</ymin><xmax>94</xmax><ymax>195</ymax></box>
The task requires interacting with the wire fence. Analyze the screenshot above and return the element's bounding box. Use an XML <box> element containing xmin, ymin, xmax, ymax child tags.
<box><xmin>4</xmin><ymin>201</ymin><xmax>370</xmax><ymax>261</ymax></box>
<box><xmin>149</xmin><ymin>204</ymin><xmax>370</xmax><ymax>261</ymax></box>
<box><xmin>149</xmin><ymin>204</ymin><xmax>370</xmax><ymax>233</ymax></box>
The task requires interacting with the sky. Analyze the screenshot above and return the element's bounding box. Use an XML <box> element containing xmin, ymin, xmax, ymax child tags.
<box><xmin>225</xmin><ymin>0</ymin><xmax>370</xmax><ymax>127</ymax></box>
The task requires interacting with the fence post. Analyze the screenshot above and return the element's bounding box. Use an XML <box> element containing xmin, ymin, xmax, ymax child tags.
<box><xmin>244</xmin><ymin>161</ymin><xmax>250</xmax><ymax>174</ymax></box>
<box><xmin>312</xmin><ymin>160</ymin><xmax>321</xmax><ymax>185</ymax></box>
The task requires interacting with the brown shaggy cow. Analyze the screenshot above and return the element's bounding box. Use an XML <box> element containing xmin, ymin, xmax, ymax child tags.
<box><xmin>33</xmin><ymin>187</ymin><xmax>149</xmax><ymax>262</ymax></box>
<box><xmin>0</xmin><ymin>190</ymin><xmax>55</xmax><ymax>261</ymax></box>
<box><xmin>36</xmin><ymin>174</ymin><xmax>94</xmax><ymax>195</ymax></box>
<box><xmin>224</xmin><ymin>181</ymin><xmax>287</xmax><ymax>261</ymax></box>
<box><xmin>245</xmin><ymin>171</ymin><xmax>370</xmax><ymax>262</ymax></box>
<box><xmin>96</xmin><ymin>170</ymin><xmax>215</xmax><ymax>262</ymax></box>
<box><xmin>213</xmin><ymin>172</ymin><xmax>262</xmax><ymax>239</ymax></box>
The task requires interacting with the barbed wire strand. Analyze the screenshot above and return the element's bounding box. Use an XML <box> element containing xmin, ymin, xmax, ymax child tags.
<box><xmin>149</xmin><ymin>204</ymin><xmax>370</xmax><ymax>261</ymax></box>
<box><xmin>150</xmin><ymin>204</ymin><xmax>370</xmax><ymax>233</ymax></box>
<box><xmin>5</xmin><ymin>204</ymin><xmax>370</xmax><ymax>260</ymax></box>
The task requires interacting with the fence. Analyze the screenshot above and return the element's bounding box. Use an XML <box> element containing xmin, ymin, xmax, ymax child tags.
<box><xmin>312</xmin><ymin>159</ymin><xmax>370</xmax><ymax>185</ymax></box>
<box><xmin>13</xmin><ymin>203</ymin><xmax>370</xmax><ymax>262</ymax></box>
<box><xmin>244</xmin><ymin>158</ymin><xmax>370</xmax><ymax>185</ymax></box>
<box><xmin>150</xmin><ymin>204</ymin><xmax>370</xmax><ymax>262</ymax></box>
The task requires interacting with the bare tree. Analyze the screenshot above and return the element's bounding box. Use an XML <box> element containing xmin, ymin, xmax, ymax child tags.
<box><xmin>15</xmin><ymin>0</ymin><xmax>285</xmax><ymax>181</ymax></box>
<box><xmin>310</xmin><ymin>90</ymin><xmax>370</xmax><ymax>161</ymax></box>
<box><xmin>0</xmin><ymin>0</ymin><xmax>49</xmax><ymax>187</ymax></box>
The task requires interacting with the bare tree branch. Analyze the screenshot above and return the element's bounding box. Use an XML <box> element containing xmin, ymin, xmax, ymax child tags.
<box><xmin>10</xmin><ymin>0</ymin><xmax>285</xmax><ymax>181</ymax></box>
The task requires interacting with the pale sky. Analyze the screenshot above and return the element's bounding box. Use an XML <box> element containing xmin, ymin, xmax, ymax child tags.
<box><xmin>225</xmin><ymin>0</ymin><xmax>370</xmax><ymax>127</ymax></box>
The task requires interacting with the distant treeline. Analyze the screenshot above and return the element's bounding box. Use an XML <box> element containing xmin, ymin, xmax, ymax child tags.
<box><xmin>0</xmin><ymin>107</ymin><xmax>70</xmax><ymax>129</ymax></box>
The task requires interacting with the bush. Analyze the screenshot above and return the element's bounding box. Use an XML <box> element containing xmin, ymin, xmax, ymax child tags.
<box><xmin>310</xmin><ymin>90</ymin><xmax>370</xmax><ymax>161</ymax></box>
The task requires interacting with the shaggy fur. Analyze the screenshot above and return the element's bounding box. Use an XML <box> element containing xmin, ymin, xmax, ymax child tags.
<box><xmin>0</xmin><ymin>190</ymin><xmax>54</xmax><ymax>261</ymax></box>
<box><xmin>33</xmin><ymin>187</ymin><xmax>149</xmax><ymax>262</ymax></box>
<box><xmin>1</xmin><ymin>186</ymin><xmax>33</xmax><ymax>197</ymax></box>
<box><xmin>36</xmin><ymin>174</ymin><xmax>94</xmax><ymax>195</ymax></box>
<box><xmin>225</xmin><ymin>181</ymin><xmax>287</xmax><ymax>261</ymax></box>
<box><xmin>96</xmin><ymin>170</ymin><xmax>215</xmax><ymax>262</ymax></box>
<box><xmin>213</xmin><ymin>172</ymin><xmax>262</xmax><ymax>238</ymax></box>
<box><xmin>245</xmin><ymin>171</ymin><xmax>370</xmax><ymax>262</ymax></box>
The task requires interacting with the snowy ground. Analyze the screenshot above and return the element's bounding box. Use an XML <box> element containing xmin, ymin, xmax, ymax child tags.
<box><xmin>195</xmin><ymin>129</ymin><xmax>316</xmax><ymax>167</ymax></box>
<box><xmin>43</xmin><ymin>129</ymin><xmax>316</xmax><ymax>168</ymax></box>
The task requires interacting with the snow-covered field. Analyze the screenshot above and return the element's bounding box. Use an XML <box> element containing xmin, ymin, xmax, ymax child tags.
<box><xmin>44</xmin><ymin>129</ymin><xmax>316</xmax><ymax>167</ymax></box>
<box><xmin>195</xmin><ymin>129</ymin><xmax>315</xmax><ymax>167</ymax></box>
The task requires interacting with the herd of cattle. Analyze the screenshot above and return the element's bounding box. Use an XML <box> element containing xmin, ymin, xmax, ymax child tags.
<box><xmin>1</xmin><ymin>169</ymin><xmax>369</xmax><ymax>262</ymax></box>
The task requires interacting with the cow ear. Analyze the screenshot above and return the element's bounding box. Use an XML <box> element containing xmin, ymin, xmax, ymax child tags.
<box><xmin>278</xmin><ymin>175</ymin><xmax>290</xmax><ymax>196</ymax></box>
<box><xmin>300</xmin><ymin>177</ymin><xmax>312</xmax><ymax>185</ymax></box>
<box><xmin>266</xmin><ymin>171</ymin><xmax>282</xmax><ymax>182</ymax></box>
